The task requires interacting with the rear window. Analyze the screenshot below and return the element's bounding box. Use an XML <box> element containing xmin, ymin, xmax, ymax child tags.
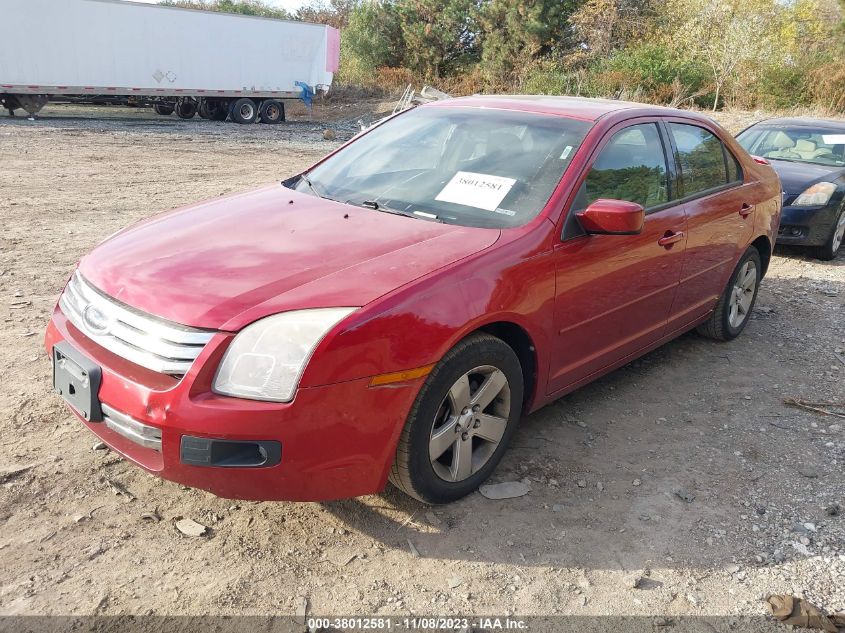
<box><xmin>669</xmin><ymin>123</ymin><xmax>729</xmax><ymax>197</ymax></box>
<box><xmin>726</xmin><ymin>149</ymin><xmax>743</xmax><ymax>183</ymax></box>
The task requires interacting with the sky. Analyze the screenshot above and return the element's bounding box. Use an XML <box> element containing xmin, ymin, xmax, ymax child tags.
<box><xmin>124</xmin><ymin>0</ymin><xmax>307</xmax><ymax>11</ymax></box>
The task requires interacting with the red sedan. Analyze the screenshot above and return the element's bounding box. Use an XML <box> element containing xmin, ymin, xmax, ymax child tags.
<box><xmin>45</xmin><ymin>97</ymin><xmax>782</xmax><ymax>504</ymax></box>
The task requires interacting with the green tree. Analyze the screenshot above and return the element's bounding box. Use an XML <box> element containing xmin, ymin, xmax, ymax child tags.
<box><xmin>662</xmin><ymin>0</ymin><xmax>778</xmax><ymax>110</ymax></box>
<box><xmin>396</xmin><ymin>0</ymin><xmax>478</xmax><ymax>79</ymax></box>
<box><xmin>339</xmin><ymin>1</ymin><xmax>404</xmax><ymax>81</ymax></box>
<box><xmin>476</xmin><ymin>0</ymin><xmax>579</xmax><ymax>84</ymax></box>
<box><xmin>296</xmin><ymin>0</ymin><xmax>357</xmax><ymax>28</ymax></box>
<box><xmin>570</xmin><ymin>0</ymin><xmax>655</xmax><ymax>59</ymax></box>
<box><xmin>160</xmin><ymin>0</ymin><xmax>290</xmax><ymax>19</ymax></box>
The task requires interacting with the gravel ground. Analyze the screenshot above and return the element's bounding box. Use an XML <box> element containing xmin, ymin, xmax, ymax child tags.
<box><xmin>0</xmin><ymin>103</ymin><xmax>843</xmax><ymax>623</ymax></box>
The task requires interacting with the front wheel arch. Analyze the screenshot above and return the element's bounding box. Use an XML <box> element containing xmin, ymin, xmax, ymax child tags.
<box><xmin>474</xmin><ymin>321</ymin><xmax>537</xmax><ymax>412</ymax></box>
<box><xmin>388</xmin><ymin>332</ymin><xmax>525</xmax><ymax>503</ymax></box>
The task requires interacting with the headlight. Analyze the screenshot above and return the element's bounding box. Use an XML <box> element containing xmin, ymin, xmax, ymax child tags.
<box><xmin>793</xmin><ymin>182</ymin><xmax>837</xmax><ymax>206</ymax></box>
<box><xmin>212</xmin><ymin>308</ymin><xmax>357</xmax><ymax>402</ymax></box>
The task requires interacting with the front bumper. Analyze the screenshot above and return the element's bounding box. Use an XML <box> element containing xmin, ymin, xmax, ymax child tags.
<box><xmin>45</xmin><ymin>306</ymin><xmax>422</xmax><ymax>501</ymax></box>
<box><xmin>776</xmin><ymin>202</ymin><xmax>840</xmax><ymax>246</ymax></box>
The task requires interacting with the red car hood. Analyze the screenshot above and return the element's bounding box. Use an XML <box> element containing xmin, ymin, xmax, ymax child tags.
<box><xmin>79</xmin><ymin>185</ymin><xmax>500</xmax><ymax>331</ymax></box>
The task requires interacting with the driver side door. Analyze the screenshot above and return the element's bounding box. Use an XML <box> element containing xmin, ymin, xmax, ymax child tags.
<box><xmin>548</xmin><ymin>120</ymin><xmax>688</xmax><ymax>396</ymax></box>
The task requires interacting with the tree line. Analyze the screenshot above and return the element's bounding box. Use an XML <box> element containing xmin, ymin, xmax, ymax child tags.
<box><xmin>163</xmin><ymin>0</ymin><xmax>845</xmax><ymax>111</ymax></box>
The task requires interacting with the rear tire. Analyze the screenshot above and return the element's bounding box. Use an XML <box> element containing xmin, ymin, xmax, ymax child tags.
<box><xmin>813</xmin><ymin>206</ymin><xmax>845</xmax><ymax>261</ymax></box>
<box><xmin>175</xmin><ymin>99</ymin><xmax>197</xmax><ymax>120</ymax></box>
<box><xmin>389</xmin><ymin>333</ymin><xmax>523</xmax><ymax>504</ymax></box>
<box><xmin>197</xmin><ymin>100</ymin><xmax>210</xmax><ymax>119</ymax></box>
<box><xmin>696</xmin><ymin>246</ymin><xmax>762</xmax><ymax>341</ymax></box>
<box><xmin>153</xmin><ymin>103</ymin><xmax>174</xmax><ymax>116</ymax></box>
<box><xmin>230</xmin><ymin>98</ymin><xmax>258</xmax><ymax>125</ymax></box>
<box><xmin>259</xmin><ymin>99</ymin><xmax>285</xmax><ymax>124</ymax></box>
<box><xmin>207</xmin><ymin>99</ymin><xmax>229</xmax><ymax>121</ymax></box>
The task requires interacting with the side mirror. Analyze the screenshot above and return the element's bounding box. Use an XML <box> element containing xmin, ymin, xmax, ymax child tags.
<box><xmin>576</xmin><ymin>199</ymin><xmax>645</xmax><ymax>235</ymax></box>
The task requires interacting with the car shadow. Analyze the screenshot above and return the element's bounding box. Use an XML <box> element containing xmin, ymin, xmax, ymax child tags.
<box><xmin>317</xmin><ymin>272</ymin><xmax>844</xmax><ymax>572</ymax></box>
<box><xmin>774</xmin><ymin>243</ymin><xmax>845</xmax><ymax>266</ymax></box>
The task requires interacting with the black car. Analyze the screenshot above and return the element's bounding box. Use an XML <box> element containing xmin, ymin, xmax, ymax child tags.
<box><xmin>737</xmin><ymin>118</ymin><xmax>845</xmax><ymax>260</ymax></box>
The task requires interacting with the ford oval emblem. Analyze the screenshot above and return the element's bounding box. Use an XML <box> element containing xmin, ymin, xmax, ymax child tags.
<box><xmin>82</xmin><ymin>304</ymin><xmax>110</xmax><ymax>336</ymax></box>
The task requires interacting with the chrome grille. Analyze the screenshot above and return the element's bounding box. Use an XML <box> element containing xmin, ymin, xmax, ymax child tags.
<box><xmin>59</xmin><ymin>271</ymin><xmax>214</xmax><ymax>375</ymax></box>
<box><xmin>102</xmin><ymin>404</ymin><xmax>162</xmax><ymax>451</ymax></box>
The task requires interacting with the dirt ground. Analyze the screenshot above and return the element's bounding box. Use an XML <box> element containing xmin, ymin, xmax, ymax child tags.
<box><xmin>0</xmin><ymin>102</ymin><xmax>844</xmax><ymax>623</ymax></box>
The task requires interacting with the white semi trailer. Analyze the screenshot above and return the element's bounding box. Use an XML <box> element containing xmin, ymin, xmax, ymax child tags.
<box><xmin>0</xmin><ymin>0</ymin><xmax>339</xmax><ymax>124</ymax></box>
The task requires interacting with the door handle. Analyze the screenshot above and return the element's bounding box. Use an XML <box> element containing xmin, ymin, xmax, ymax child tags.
<box><xmin>658</xmin><ymin>231</ymin><xmax>685</xmax><ymax>247</ymax></box>
<box><xmin>739</xmin><ymin>203</ymin><xmax>753</xmax><ymax>217</ymax></box>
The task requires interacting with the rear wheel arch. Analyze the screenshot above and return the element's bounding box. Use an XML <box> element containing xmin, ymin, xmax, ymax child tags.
<box><xmin>751</xmin><ymin>235</ymin><xmax>772</xmax><ymax>277</ymax></box>
<box><xmin>697</xmin><ymin>245</ymin><xmax>762</xmax><ymax>341</ymax></box>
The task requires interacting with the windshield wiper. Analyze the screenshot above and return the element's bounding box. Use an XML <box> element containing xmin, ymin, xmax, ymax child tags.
<box><xmin>299</xmin><ymin>173</ymin><xmax>328</xmax><ymax>199</ymax></box>
<box><xmin>360</xmin><ymin>200</ymin><xmax>415</xmax><ymax>218</ymax></box>
<box><xmin>358</xmin><ymin>200</ymin><xmax>442</xmax><ymax>222</ymax></box>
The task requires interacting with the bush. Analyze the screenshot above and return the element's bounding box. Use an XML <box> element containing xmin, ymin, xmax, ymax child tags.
<box><xmin>439</xmin><ymin>66</ymin><xmax>487</xmax><ymax>96</ymax></box>
<box><xmin>374</xmin><ymin>67</ymin><xmax>420</xmax><ymax>92</ymax></box>
<box><xmin>808</xmin><ymin>61</ymin><xmax>845</xmax><ymax>112</ymax></box>
<box><xmin>754</xmin><ymin>64</ymin><xmax>812</xmax><ymax>110</ymax></box>
<box><xmin>601</xmin><ymin>44</ymin><xmax>712</xmax><ymax>106</ymax></box>
<box><xmin>518</xmin><ymin>47</ymin><xmax>715</xmax><ymax>107</ymax></box>
<box><xmin>521</xmin><ymin>63</ymin><xmax>584</xmax><ymax>96</ymax></box>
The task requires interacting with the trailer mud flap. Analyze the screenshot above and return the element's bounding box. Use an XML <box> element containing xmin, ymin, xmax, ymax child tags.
<box><xmin>295</xmin><ymin>81</ymin><xmax>314</xmax><ymax>108</ymax></box>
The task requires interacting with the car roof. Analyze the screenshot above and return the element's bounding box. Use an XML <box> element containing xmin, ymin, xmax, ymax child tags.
<box><xmin>752</xmin><ymin>117</ymin><xmax>845</xmax><ymax>131</ymax></box>
<box><xmin>425</xmin><ymin>95</ymin><xmax>711</xmax><ymax>123</ymax></box>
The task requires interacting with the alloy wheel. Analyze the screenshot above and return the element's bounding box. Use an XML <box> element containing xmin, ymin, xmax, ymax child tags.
<box><xmin>728</xmin><ymin>260</ymin><xmax>757</xmax><ymax>328</ymax></box>
<box><xmin>833</xmin><ymin>209</ymin><xmax>845</xmax><ymax>253</ymax></box>
<box><xmin>429</xmin><ymin>365</ymin><xmax>511</xmax><ymax>483</ymax></box>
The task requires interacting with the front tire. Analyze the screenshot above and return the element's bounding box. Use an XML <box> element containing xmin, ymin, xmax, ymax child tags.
<box><xmin>697</xmin><ymin>246</ymin><xmax>762</xmax><ymax>341</ymax></box>
<box><xmin>389</xmin><ymin>333</ymin><xmax>523</xmax><ymax>504</ymax></box>
<box><xmin>814</xmin><ymin>206</ymin><xmax>845</xmax><ymax>261</ymax></box>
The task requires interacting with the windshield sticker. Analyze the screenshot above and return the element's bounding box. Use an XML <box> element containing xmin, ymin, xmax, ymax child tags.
<box><xmin>822</xmin><ymin>134</ymin><xmax>845</xmax><ymax>145</ymax></box>
<box><xmin>494</xmin><ymin>208</ymin><xmax>516</xmax><ymax>216</ymax></box>
<box><xmin>435</xmin><ymin>171</ymin><xmax>516</xmax><ymax>211</ymax></box>
<box><xmin>560</xmin><ymin>145</ymin><xmax>573</xmax><ymax>160</ymax></box>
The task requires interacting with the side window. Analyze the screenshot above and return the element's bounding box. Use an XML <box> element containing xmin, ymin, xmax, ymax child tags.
<box><xmin>726</xmin><ymin>147</ymin><xmax>743</xmax><ymax>183</ymax></box>
<box><xmin>668</xmin><ymin>123</ymin><xmax>729</xmax><ymax>196</ymax></box>
<box><xmin>580</xmin><ymin>123</ymin><xmax>669</xmax><ymax>211</ymax></box>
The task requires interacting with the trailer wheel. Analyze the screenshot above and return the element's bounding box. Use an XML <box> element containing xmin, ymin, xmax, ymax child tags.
<box><xmin>175</xmin><ymin>99</ymin><xmax>197</xmax><ymax>120</ymax></box>
<box><xmin>230</xmin><ymin>98</ymin><xmax>258</xmax><ymax>125</ymax></box>
<box><xmin>154</xmin><ymin>103</ymin><xmax>175</xmax><ymax>116</ymax></box>
<box><xmin>198</xmin><ymin>100</ymin><xmax>210</xmax><ymax>119</ymax></box>
<box><xmin>207</xmin><ymin>99</ymin><xmax>229</xmax><ymax>121</ymax></box>
<box><xmin>2</xmin><ymin>95</ymin><xmax>22</xmax><ymax>116</ymax></box>
<box><xmin>260</xmin><ymin>99</ymin><xmax>285</xmax><ymax>124</ymax></box>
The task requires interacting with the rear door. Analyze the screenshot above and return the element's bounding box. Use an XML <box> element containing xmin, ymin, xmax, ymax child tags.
<box><xmin>548</xmin><ymin>120</ymin><xmax>688</xmax><ymax>395</ymax></box>
<box><xmin>665</xmin><ymin>121</ymin><xmax>756</xmax><ymax>331</ymax></box>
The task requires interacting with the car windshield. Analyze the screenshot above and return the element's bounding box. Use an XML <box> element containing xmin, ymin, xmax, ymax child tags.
<box><xmin>287</xmin><ymin>106</ymin><xmax>592</xmax><ymax>229</ymax></box>
<box><xmin>737</xmin><ymin>124</ymin><xmax>845</xmax><ymax>167</ymax></box>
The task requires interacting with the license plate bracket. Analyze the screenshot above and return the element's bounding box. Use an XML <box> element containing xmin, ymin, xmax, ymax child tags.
<box><xmin>53</xmin><ymin>342</ymin><xmax>102</xmax><ymax>422</ymax></box>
